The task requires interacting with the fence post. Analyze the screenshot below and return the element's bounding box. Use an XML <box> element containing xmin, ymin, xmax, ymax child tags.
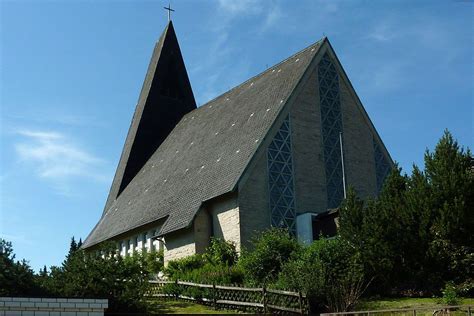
<box><xmin>175</xmin><ymin>279</ymin><xmax>179</xmax><ymax>300</ymax></box>
<box><xmin>262</xmin><ymin>285</ymin><xmax>267</xmax><ymax>314</ymax></box>
<box><xmin>468</xmin><ymin>306</ymin><xmax>471</xmax><ymax>316</ymax></box>
<box><xmin>413</xmin><ymin>309</ymin><xmax>416</xmax><ymax>316</ymax></box>
<box><xmin>298</xmin><ymin>291</ymin><xmax>303</xmax><ymax>315</ymax></box>
<box><xmin>212</xmin><ymin>283</ymin><xmax>217</xmax><ymax>310</ymax></box>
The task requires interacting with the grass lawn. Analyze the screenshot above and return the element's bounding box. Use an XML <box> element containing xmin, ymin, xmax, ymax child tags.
<box><xmin>356</xmin><ymin>297</ymin><xmax>474</xmax><ymax>311</ymax></box>
<box><xmin>146</xmin><ymin>299</ymin><xmax>239</xmax><ymax>314</ymax></box>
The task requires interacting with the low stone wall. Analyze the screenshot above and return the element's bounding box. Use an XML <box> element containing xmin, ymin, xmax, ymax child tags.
<box><xmin>0</xmin><ymin>297</ymin><xmax>108</xmax><ymax>316</ymax></box>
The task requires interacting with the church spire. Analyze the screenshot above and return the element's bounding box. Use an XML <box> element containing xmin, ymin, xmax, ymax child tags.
<box><xmin>103</xmin><ymin>20</ymin><xmax>196</xmax><ymax>212</ymax></box>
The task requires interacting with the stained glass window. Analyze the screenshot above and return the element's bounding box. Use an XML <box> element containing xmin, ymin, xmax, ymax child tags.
<box><xmin>318</xmin><ymin>53</ymin><xmax>344</xmax><ymax>208</ymax></box>
<box><xmin>373</xmin><ymin>137</ymin><xmax>391</xmax><ymax>193</ymax></box>
<box><xmin>267</xmin><ymin>115</ymin><xmax>296</xmax><ymax>235</ymax></box>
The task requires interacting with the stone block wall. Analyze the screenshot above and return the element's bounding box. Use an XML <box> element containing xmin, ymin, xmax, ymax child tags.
<box><xmin>164</xmin><ymin>228</ymin><xmax>196</xmax><ymax>264</ymax></box>
<box><xmin>194</xmin><ymin>208</ymin><xmax>212</xmax><ymax>254</ymax></box>
<box><xmin>207</xmin><ymin>193</ymin><xmax>241</xmax><ymax>252</ymax></box>
<box><xmin>0</xmin><ymin>297</ymin><xmax>107</xmax><ymax>316</ymax></box>
<box><xmin>290</xmin><ymin>66</ymin><xmax>328</xmax><ymax>214</ymax></box>
<box><xmin>337</xmin><ymin>55</ymin><xmax>378</xmax><ymax>199</ymax></box>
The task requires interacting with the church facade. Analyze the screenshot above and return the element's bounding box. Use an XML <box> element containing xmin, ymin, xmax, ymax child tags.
<box><xmin>82</xmin><ymin>21</ymin><xmax>393</xmax><ymax>263</ymax></box>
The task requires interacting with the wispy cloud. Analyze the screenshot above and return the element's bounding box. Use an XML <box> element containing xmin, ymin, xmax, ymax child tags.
<box><xmin>261</xmin><ymin>4</ymin><xmax>282</xmax><ymax>32</ymax></box>
<box><xmin>217</xmin><ymin>0</ymin><xmax>263</xmax><ymax>16</ymax></box>
<box><xmin>14</xmin><ymin>129</ymin><xmax>108</xmax><ymax>184</ymax></box>
<box><xmin>367</xmin><ymin>23</ymin><xmax>397</xmax><ymax>42</ymax></box>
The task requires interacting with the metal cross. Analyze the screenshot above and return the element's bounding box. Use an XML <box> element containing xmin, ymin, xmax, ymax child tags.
<box><xmin>163</xmin><ymin>3</ymin><xmax>174</xmax><ymax>21</ymax></box>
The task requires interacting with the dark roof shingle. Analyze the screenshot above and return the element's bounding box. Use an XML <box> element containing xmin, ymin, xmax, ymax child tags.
<box><xmin>82</xmin><ymin>39</ymin><xmax>323</xmax><ymax>248</ymax></box>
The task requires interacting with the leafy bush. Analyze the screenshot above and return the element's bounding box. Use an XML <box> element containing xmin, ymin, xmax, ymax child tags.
<box><xmin>165</xmin><ymin>239</ymin><xmax>243</xmax><ymax>285</ymax></box>
<box><xmin>277</xmin><ymin>236</ymin><xmax>369</xmax><ymax>313</ymax></box>
<box><xmin>165</xmin><ymin>254</ymin><xmax>205</xmax><ymax>279</ymax></box>
<box><xmin>203</xmin><ymin>237</ymin><xmax>238</xmax><ymax>266</ymax></box>
<box><xmin>162</xmin><ymin>282</ymin><xmax>182</xmax><ymax>297</ymax></box>
<box><xmin>238</xmin><ymin>228</ymin><xmax>300</xmax><ymax>285</ymax></box>
<box><xmin>441</xmin><ymin>282</ymin><xmax>461</xmax><ymax>306</ymax></box>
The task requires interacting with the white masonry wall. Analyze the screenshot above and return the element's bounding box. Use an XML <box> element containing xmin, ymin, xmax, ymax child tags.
<box><xmin>0</xmin><ymin>297</ymin><xmax>108</xmax><ymax>316</ymax></box>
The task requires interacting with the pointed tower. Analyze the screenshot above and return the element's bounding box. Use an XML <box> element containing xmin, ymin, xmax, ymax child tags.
<box><xmin>104</xmin><ymin>21</ymin><xmax>196</xmax><ymax>211</ymax></box>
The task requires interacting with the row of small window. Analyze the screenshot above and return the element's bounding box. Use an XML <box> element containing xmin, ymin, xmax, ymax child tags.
<box><xmin>118</xmin><ymin>229</ymin><xmax>164</xmax><ymax>256</ymax></box>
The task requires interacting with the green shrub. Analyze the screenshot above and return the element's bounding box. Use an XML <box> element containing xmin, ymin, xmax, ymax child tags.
<box><xmin>165</xmin><ymin>254</ymin><xmax>205</xmax><ymax>279</ymax></box>
<box><xmin>441</xmin><ymin>282</ymin><xmax>461</xmax><ymax>306</ymax></box>
<box><xmin>162</xmin><ymin>282</ymin><xmax>182</xmax><ymax>297</ymax></box>
<box><xmin>182</xmin><ymin>286</ymin><xmax>209</xmax><ymax>301</ymax></box>
<box><xmin>203</xmin><ymin>238</ymin><xmax>238</xmax><ymax>266</ymax></box>
<box><xmin>238</xmin><ymin>228</ymin><xmax>301</xmax><ymax>285</ymax></box>
<box><xmin>277</xmin><ymin>236</ymin><xmax>368</xmax><ymax>313</ymax></box>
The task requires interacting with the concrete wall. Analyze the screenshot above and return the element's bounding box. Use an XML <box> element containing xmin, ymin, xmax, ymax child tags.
<box><xmin>207</xmin><ymin>193</ymin><xmax>241</xmax><ymax>252</ymax></box>
<box><xmin>0</xmin><ymin>297</ymin><xmax>107</xmax><ymax>316</ymax></box>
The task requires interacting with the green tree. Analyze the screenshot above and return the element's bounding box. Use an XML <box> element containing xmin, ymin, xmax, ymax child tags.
<box><xmin>338</xmin><ymin>130</ymin><xmax>473</xmax><ymax>294</ymax></box>
<box><xmin>425</xmin><ymin>131</ymin><xmax>474</xmax><ymax>287</ymax></box>
<box><xmin>0</xmin><ymin>239</ymin><xmax>39</xmax><ymax>296</ymax></box>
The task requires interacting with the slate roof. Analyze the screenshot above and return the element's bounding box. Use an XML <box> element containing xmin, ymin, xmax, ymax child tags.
<box><xmin>82</xmin><ymin>35</ymin><xmax>324</xmax><ymax>249</ymax></box>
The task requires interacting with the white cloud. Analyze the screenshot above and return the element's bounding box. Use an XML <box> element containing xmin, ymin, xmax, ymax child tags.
<box><xmin>261</xmin><ymin>4</ymin><xmax>282</xmax><ymax>32</ymax></box>
<box><xmin>217</xmin><ymin>0</ymin><xmax>263</xmax><ymax>15</ymax></box>
<box><xmin>367</xmin><ymin>23</ymin><xmax>396</xmax><ymax>42</ymax></box>
<box><xmin>14</xmin><ymin>129</ymin><xmax>107</xmax><ymax>181</ymax></box>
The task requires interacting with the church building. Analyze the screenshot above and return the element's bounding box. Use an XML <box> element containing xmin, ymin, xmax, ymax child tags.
<box><xmin>82</xmin><ymin>21</ymin><xmax>393</xmax><ymax>263</ymax></box>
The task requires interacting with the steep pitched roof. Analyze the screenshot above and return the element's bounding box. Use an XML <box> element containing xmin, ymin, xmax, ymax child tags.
<box><xmin>82</xmin><ymin>36</ymin><xmax>324</xmax><ymax>249</ymax></box>
<box><xmin>103</xmin><ymin>21</ymin><xmax>196</xmax><ymax>213</ymax></box>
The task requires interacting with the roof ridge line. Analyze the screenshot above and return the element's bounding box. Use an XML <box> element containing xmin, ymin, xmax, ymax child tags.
<box><xmin>189</xmin><ymin>37</ymin><xmax>326</xmax><ymax>112</ymax></box>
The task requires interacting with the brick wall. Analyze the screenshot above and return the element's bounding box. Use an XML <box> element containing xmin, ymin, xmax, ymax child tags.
<box><xmin>0</xmin><ymin>297</ymin><xmax>107</xmax><ymax>316</ymax></box>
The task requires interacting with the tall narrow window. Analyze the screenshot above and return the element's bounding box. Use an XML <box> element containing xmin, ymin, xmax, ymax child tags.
<box><xmin>267</xmin><ymin>115</ymin><xmax>296</xmax><ymax>235</ymax></box>
<box><xmin>318</xmin><ymin>53</ymin><xmax>344</xmax><ymax>208</ymax></box>
<box><xmin>373</xmin><ymin>137</ymin><xmax>391</xmax><ymax>193</ymax></box>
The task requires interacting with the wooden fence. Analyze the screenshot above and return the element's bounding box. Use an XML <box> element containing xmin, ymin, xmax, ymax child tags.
<box><xmin>147</xmin><ymin>280</ymin><xmax>309</xmax><ymax>314</ymax></box>
<box><xmin>320</xmin><ymin>305</ymin><xmax>473</xmax><ymax>316</ymax></box>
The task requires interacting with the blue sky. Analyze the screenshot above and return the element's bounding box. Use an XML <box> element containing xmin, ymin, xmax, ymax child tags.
<box><xmin>1</xmin><ymin>0</ymin><xmax>472</xmax><ymax>272</ymax></box>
